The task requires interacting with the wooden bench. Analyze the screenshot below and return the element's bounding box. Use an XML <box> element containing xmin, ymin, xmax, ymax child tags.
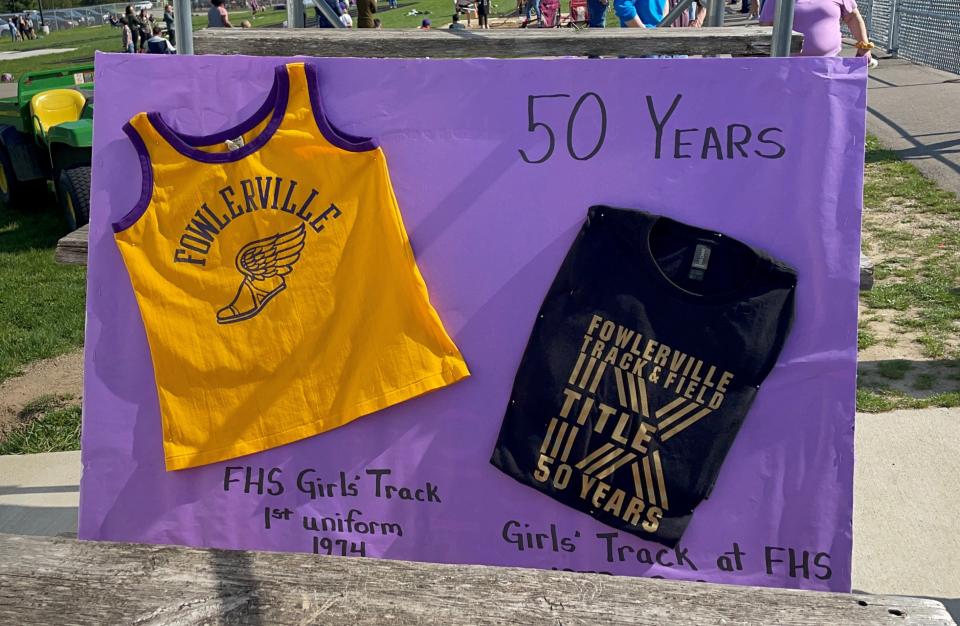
<box><xmin>55</xmin><ymin>223</ymin><xmax>87</xmax><ymax>265</ymax></box>
<box><xmin>191</xmin><ymin>26</ymin><xmax>800</xmax><ymax>57</ymax></box>
<box><xmin>0</xmin><ymin>533</ymin><xmax>953</xmax><ymax>624</ymax></box>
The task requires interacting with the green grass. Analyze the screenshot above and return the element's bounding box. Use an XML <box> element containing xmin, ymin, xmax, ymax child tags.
<box><xmin>0</xmin><ymin>10</ymin><xmax>286</xmax><ymax>77</ymax></box>
<box><xmin>859</xmin><ymin>135</ymin><xmax>960</xmax><ymax>363</ymax></box>
<box><xmin>0</xmin><ymin>2</ymin><xmax>622</xmax><ymax>76</ymax></box>
<box><xmin>876</xmin><ymin>359</ymin><xmax>911</xmax><ymax>380</ymax></box>
<box><xmin>375</xmin><ymin>0</ymin><xmax>617</xmax><ymax>28</ymax></box>
<box><xmin>913</xmin><ymin>373</ymin><xmax>935</xmax><ymax>391</ymax></box>
<box><xmin>0</xmin><ymin>199</ymin><xmax>86</xmax><ymax>382</ymax></box>
<box><xmin>0</xmin><ymin>395</ymin><xmax>81</xmax><ymax>454</ymax></box>
<box><xmin>856</xmin><ymin>387</ymin><xmax>960</xmax><ymax>413</ymax></box>
<box><xmin>857</xmin><ymin>323</ymin><xmax>877</xmax><ymax>351</ymax></box>
<box><xmin>857</xmin><ymin>136</ymin><xmax>960</xmax><ymax>411</ymax></box>
<box><xmin>864</xmin><ymin>138</ymin><xmax>960</xmax><ymax>216</ymax></box>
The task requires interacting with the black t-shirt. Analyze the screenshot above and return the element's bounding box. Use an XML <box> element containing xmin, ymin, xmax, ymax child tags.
<box><xmin>490</xmin><ymin>206</ymin><xmax>797</xmax><ymax>547</ymax></box>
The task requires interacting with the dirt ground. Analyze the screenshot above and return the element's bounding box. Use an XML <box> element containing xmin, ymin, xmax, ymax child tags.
<box><xmin>856</xmin><ymin>165</ymin><xmax>960</xmax><ymax>400</ymax></box>
<box><xmin>0</xmin><ymin>349</ymin><xmax>84</xmax><ymax>436</ymax></box>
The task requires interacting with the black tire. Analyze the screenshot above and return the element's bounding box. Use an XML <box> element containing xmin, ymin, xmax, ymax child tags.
<box><xmin>58</xmin><ymin>166</ymin><xmax>91</xmax><ymax>230</ymax></box>
<box><xmin>0</xmin><ymin>143</ymin><xmax>24</xmax><ymax>208</ymax></box>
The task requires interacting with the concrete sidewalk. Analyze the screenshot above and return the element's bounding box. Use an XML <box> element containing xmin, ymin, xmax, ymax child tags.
<box><xmin>864</xmin><ymin>57</ymin><xmax>960</xmax><ymax>197</ymax></box>
<box><xmin>853</xmin><ymin>407</ymin><xmax>960</xmax><ymax>619</ymax></box>
<box><xmin>0</xmin><ymin>450</ymin><xmax>80</xmax><ymax>538</ymax></box>
<box><xmin>2</xmin><ymin>408</ymin><xmax>959</xmax><ymax>610</ymax></box>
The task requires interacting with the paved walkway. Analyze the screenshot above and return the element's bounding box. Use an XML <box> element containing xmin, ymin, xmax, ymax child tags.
<box><xmin>727</xmin><ymin>7</ymin><xmax>959</xmax><ymax>199</ymax></box>
<box><xmin>0</xmin><ymin>47</ymin><xmax>76</xmax><ymax>61</ymax></box>
<box><xmin>864</xmin><ymin>57</ymin><xmax>960</xmax><ymax>197</ymax></box>
<box><xmin>0</xmin><ymin>450</ymin><xmax>80</xmax><ymax>538</ymax></box>
<box><xmin>854</xmin><ymin>407</ymin><xmax>960</xmax><ymax>618</ymax></box>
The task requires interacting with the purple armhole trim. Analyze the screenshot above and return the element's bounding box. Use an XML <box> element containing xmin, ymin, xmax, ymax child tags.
<box><xmin>112</xmin><ymin>122</ymin><xmax>153</xmax><ymax>233</ymax></box>
<box><xmin>146</xmin><ymin>65</ymin><xmax>290</xmax><ymax>165</ymax></box>
<box><xmin>304</xmin><ymin>63</ymin><xmax>378</xmax><ymax>152</ymax></box>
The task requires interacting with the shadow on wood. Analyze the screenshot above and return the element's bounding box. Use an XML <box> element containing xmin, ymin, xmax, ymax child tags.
<box><xmin>0</xmin><ymin>533</ymin><xmax>953</xmax><ymax>624</ymax></box>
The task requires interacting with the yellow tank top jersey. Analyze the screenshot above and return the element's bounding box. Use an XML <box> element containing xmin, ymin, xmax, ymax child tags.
<box><xmin>114</xmin><ymin>62</ymin><xmax>470</xmax><ymax>471</ymax></box>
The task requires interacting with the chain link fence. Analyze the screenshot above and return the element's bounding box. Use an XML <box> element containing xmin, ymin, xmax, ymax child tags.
<box><xmin>852</xmin><ymin>0</ymin><xmax>960</xmax><ymax>74</ymax></box>
<box><xmin>1</xmin><ymin>2</ymin><xmax>140</xmax><ymax>34</ymax></box>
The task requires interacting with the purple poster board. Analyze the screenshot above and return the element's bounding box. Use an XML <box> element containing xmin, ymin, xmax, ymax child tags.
<box><xmin>79</xmin><ymin>53</ymin><xmax>865</xmax><ymax>591</ymax></box>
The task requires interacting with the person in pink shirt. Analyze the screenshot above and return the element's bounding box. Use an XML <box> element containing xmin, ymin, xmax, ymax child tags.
<box><xmin>760</xmin><ymin>0</ymin><xmax>874</xmax><ymax>60</ymax></box>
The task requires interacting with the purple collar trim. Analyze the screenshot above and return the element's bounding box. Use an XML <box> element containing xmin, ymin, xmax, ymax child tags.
<box><xmin>147</xmin><ymin>64</ymin><xmax>290</xmax><ymax>164</ymax></box>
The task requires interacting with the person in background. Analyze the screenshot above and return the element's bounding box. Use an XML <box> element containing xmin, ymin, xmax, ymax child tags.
<box><xmin>476</xmin><ymin>0</ymin><xmax>490</xmax><ymax>28</ymax></box>
<box><xmin>448</xmin><ymin>12</ymin><xmax>465</xmax><ymax>27</ymax></box>
<box><xmin>124</xmin><ymin>5</ymin><xmax>143</xmax><ymax>51</ymax></box>
<box><xmin>663</xmin><ymin>0</ymin><xmax>704</xmax><ymax>25</ymax></box>
<box><xmin>373</xmin><ymin>17</ymin><xmax>382</xmax><ymax>26</ymax></box>
<box><xmin>524</xmin><ymin>0</ymin><xmax>542</xmax><ymax>26</ymax></box>
<box><xmin>120</xmin><ymin>17</ymin><xmax>135</xmax><ymax>52</ymax></box>
<box><xmin>614</xmin><ymin>0</ymin><xmax>665</xmax><ymax>27</ymax></box>
<box><xmin>146</xmin><ymin>24</ymin><xmax>176</xmax><ymax>53</ymax></box>
<box><xmin>760</xmin><ymin>0</ymin><xmax>873</xmax><ymax>61</ymax></box>
<box><xmin>356</xmin><ymin>0</ymin><xmax>376</xmax><ymax>27</ymax></box>
<box><xmin>419</xmin><ymin>17</ymin><xmax>431</xmax><ymax>27</ymax></box>
<box><xmin>137</xmin><ymin>9</ymin><xmax>152</xmax><ymax>51</ymax></box>
<box><xmin>339</xmin><ymin>2</ymin><xmax>353</xmax><ymax>26</ymax></box>
<box><xmin>454</xmin><ymin>0</ymin><xmax>474</xmax><ymax>26</ymax></box>
<box><xmin>208</xmin><ymin>0</ymin><xmax>233</xmax><ymax>27</ymax></box>
<box><xmin>314</xmin><ymin>0</ymin><xmax>344</xmax><ymax>28</ymax></box>
<box><xmin>587</xmin><ymin>0</ymin><xmax>608</xmax><ymax>27</ymax></box>
<box><xmin>163</xmin><ymin>4</ymin><xmax>175</xmax><ymax>46</ymax></box>
<box><xmin>8</xmin><ymin>17</ymin><xmax>21</xmax><ymax>42</ymax></box>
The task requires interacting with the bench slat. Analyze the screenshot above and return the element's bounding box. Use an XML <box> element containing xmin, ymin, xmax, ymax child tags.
<box><xmin>54</xmin><ymin>223</ymin><xmax>89</xmax><ymax>265</ymax></box>
<box><xmin>192</xmin><ymin>26</ymin><xmax>803</xmax><ymax>58</ymax></box>
<box><xmin>0</xmin><ymin>533</ymin><xmax>952</xmax><ymax>625</ymax></box>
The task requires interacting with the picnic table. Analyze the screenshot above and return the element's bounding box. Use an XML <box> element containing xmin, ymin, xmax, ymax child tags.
<box><xmin>0</xmin><ymin>532</ymin><xmax>953</xmax><ymax>624</ymax></box>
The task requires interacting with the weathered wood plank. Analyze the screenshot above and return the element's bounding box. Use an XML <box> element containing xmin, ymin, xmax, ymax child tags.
<box><xmin>0</xmin><ymin>533</ymin><xmax>952</xmax><ymax>625</ymax></box>
<box><xmin>54</xmin><ymin>224</ymin><xmax>89</xmax><ymax>266</ymax></box>
<box><xmin>193</xmin><ymin>26</ymin><xmax>803</xmax><ymax>58</ymax></box>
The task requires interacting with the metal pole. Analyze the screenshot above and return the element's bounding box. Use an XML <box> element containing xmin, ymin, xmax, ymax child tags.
<box><xmin>313</xmin><ymin>0</ymin><xmax>347</xmax><ymax>27</ymax></box>
<box><xmin>887</xmin><ymin>0</ymin><xmax>901</xmax><ymax>57</ymax></box>
<box><xmin>707</xmin><ymin>0</ymin><xmax>724</xmax><ymax>27</ymax></box>
<box><xmin>657</xmin><ymin>0</ymin><xmax>695</xmax><ymax>27</ymax></box>
<box><xmin>37</xmin><ymin>0</ymin><xmax>45</xmax><ymax>27</ymax></box>
<box><xmin>770</xmin><ymin>0</ymin><xmax>796</xmax><ymax>56</ymax></box>
<box><xmin>287</xmin><ymin>0</ymin><xmax>305</xmax><ymax>28</ymax></box>
<box><xmin>175</xmin><ymin>0</ymin><xmax>193</xmax><ymax>54</ymax></box>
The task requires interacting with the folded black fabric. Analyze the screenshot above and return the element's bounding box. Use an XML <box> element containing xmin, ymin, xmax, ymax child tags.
<box><xmin>491</xmin><ymin>206</ymin><xmax>797</xmax><ymax>547</ymax></box>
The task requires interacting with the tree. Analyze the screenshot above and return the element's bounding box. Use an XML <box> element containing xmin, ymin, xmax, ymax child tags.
<box><xmin>2</xmin><ymin>0</ymin><xmax>34</xmax><ymax>12</ymax></box>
